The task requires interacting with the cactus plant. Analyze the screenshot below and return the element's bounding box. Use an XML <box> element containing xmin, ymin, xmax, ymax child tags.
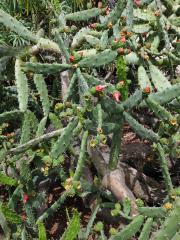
<box><xmin>0</xmin><ymin>0</ymin><xmax>179</xmax><ymax>238</ymax></box>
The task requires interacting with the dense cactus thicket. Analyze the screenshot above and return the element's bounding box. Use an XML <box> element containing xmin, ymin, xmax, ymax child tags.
<box><xmin>0</xmin><ymin>0</ymin><xmax>180</xmax><ymax>239</ymax></box>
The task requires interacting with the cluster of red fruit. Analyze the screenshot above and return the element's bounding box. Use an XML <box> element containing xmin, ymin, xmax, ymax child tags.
<box><xmin>95</xmin><ymin>85</ymin><xmax>121</xmax><ymax>102</ymax></box>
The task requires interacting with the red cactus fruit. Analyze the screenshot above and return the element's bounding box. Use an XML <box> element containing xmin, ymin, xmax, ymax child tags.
<box><xmin>23</xmin><ymin>194</ymin><xmax>29</xmax><ymax>203</ymax></box>
<box><xmin>112</xmin><ymin>91</ymin><xmax>121</xmax><ymax>102</ymax></box>
<box><xmin>120</xmin><ymin>36</ymin><xmax>126</xmax><ymax>43</ymax></box>
<box><xmin>143</xmin><ymin>86</ymin><xmax>151</xmax><ymax>94</ymax></box>
<box><xmin>134</xmin><ymin>0</ymin><xmax>141</xmax><ymax>6</ymax></box>
<box><xmin>69</xmin><ymin>55</ymin><xmax>75</xmax><ymax>62</ymax></box>
<box><xmin>117</xmin><ymin>48</ymin><xmax>124</xmax><ymax>55</ymax></box>
<box><xmin>95</xmin><ymin>85</ymin><xmax>106</xmax><ymax>92</ymax></box>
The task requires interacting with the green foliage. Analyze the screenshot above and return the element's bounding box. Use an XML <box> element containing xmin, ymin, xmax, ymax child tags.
<box><xmin>0</xmin><ymin>204</ymin><xmax>22</xmax><ymax>224</ymax></box>
<box><xmin>60</xmin><ymin>210</ymin><xmax>80</xmax><ymax>240</ymax></box>
<box><xmin>0</xmin><ymin>172</ymin><xmax>18</xmax><ymax>186</ymax></box>
<box><xmin>38</xmin><ymin>221</ymin><xmax>47</xmax><ymax>240</ymax></box>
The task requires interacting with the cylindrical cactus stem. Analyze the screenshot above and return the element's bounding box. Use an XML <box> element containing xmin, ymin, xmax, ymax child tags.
<box><xmin>15</xmin><ymin>58</ymin><xmax>29</xmax><ymax>112</ymax></box>
<box><xmin>112</xmin><ymin>215</ymin><xmax>144</xmax><ymax>240</ymax></box>
<box><xmin>126</xmin><ymin>0</ymin><xmax>134</xmax><ymax>31</ymax></box>
<box><xmin>0</xmin><ymin>110</ymin><xmax>23</xmax><ymax>124</ymax></box>
<box><xmin>36</xmin><ymin>188</ymin><xmax>75</xmax><ymax>223</ymax></box>
<box><xmin>156</xmin><ymin>143</ymin><xmax>173</xmax><ymax>195</ymax></box>
<box><xmin>116</xmin><ymin>56</ymin><xmax>128</xmax><ymax>101</ymax></box>
<box><xmin>123</xmin><ymin>112</ymin><xmax>159</xmax><ymax>142</ymax></box>
<box><xmin>152</xmin><ymin>197</ymin><xmax>180</xmax><ymax>240</ymax></box>
<box><xmin>63</xmin><ymin>73</ymin><xmax>77</xmax><ymax>103</ymax></box>
<box><xmin>73</xmin><ymin>130</ymin><xmax>89</xmax><ymax>181</ymax></box>
<box><xmin>97</xmin><ymin>104</ymin><xmax>103</xmax><ymax>132</ymax></box>
<box><xmin>109</xmin><ymin>118</ymin><xmax>123</xmax><ymax>170</ymax></box>
<box><xmin>138</xmin><ymin>207</ymin><xmax>166</xmax><ymax>218</ymax></box>
<box><xmin>55</xmin><ymin>32</ymin><xmax>70</xmax><ymax>62</ymax></box>
<box><xmin>139</xmin><ymin>217</ymin><xmax>153</xmax><ymax>240</ymax></box>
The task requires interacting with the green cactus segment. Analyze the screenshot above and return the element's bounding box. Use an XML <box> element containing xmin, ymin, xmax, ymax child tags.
<box><xmin>77</xmin><ymin>49</ymin><xmax>97</xmax><ymax>58</ymax></box>
<box><xmin>8</xmin><ymin>186</ymin><xmax>22</xmax><ymax>210</ymax></box>
<box><xmin>76</xmin><ymin>68</ymin><xmax>89</xmax><ymax>104</ymax></box>
<box><xmin>0</xmin><ymin>9</ymin><xmax>38</xmax><ymax>43</ymax></box>
<box><xmin>124</xmin><ymin>52</ymin><xmax>139</xmax><ymax>65</ymax></box>
<box><xmin>100</xmin><ymin>30</ymin><xmax>109</xmax><ymax>50</ymax></box>
<box><xmin>113</xmin><ymin>20</ymin><xmax>120</xmax><ymax>38</ymax></box>
<box><xmin>65</xmin><ymin>8</ymin><xmax>102</xmax><ymax>22</ymax></box>
<box><xmin>55</xmin><ymin>33</ymin><xmax>70</xmax><ymax>62</ymax></box>
<box><xmin>97</xmin><ymin>104</ymin><xmax>103</xmax><ymax>130</ymax></box>
<box><xmin>82</xmin><ymin>73</ymin><xmax>101</xmax><ymax>86</ymax></box>
<box><xmin>37</xmin><ymin>188</ymin><xmax>75</xmax><ymax>223</ymax></box>
<box><xmin>38</xmin><ymin>221</ymin><xmax>47</xmax><ymax>240</ymax></box>
<box><xmin>138</xmin><ymin>66</ymin><xmax>153</xmax><ymax>91</ymax></box>
<box><xmin>116</xmin><ymin>56</ymin><xmax>128</xmax><ymax>101</ymax></box>
<box><xmin>121</xmin><ymin>90</ymin><xmax>142</xmax><ymax>110</ymax></box>
<box><xmin>36</xmin><ymin>38</ymin><xmax>60</xmax><ymax>53</ymax></box>
<box><xmin>134</xmin><ymin>8</ymin><xmax>156</xmax><ymax>22</ymax></box>
<box><xmin>138</xmin><ymin>207</ymin><xmax>167</xmax><ymax>218</ymax></box>
<box><xmin>112</xmin><ymin>215</ymin><xmax>144</xmax><ymax>240</ymax></box>
<box><xmin>49</xmin><ymin>113</ymin><xmax>62</xmax><ymax>130</ymax></box>
<box><xmin>22</xmin><ymin>62</ymin><xmax>72</xmax><ymax>74</ymax></box>
<box><xmin>157</xmin><ymin>143</ymin><xmax>173</xmax><ymax>194</ymax></box>
<box><xmin>36</xmin><ymin>116</ymin><xmax>47</xmax><ymax>137</ymax></box>
<box><xmin>20</xmin><ymin>110</ymin><xmax>37</xmax><ymax>144</ymax></box>
<box><xmin>61</xmin><ymin>210</ymin><xmax>80</xmax><ymax>240</ymax></box>
<box><xmin>51</xmin><ymin>118</ymin><xmax>78</xmax><ymax>159</ymax></box>
<box><xmin>64</xmin><ymin>73</ymin><xmax>77</xmax><ymax>102</ymax></box>
<box><xmin>139</xmin><ymin>217</ymin><xmax>153</xmax><ymax>240</ymax></box>
<box><xmin>149</xmin><ymin>64</ymin><xmax>171</xmax><ymax>91</ymax></box>
<box><xmin>85</xmin><ymin>35</ymin><xmax>100</xmax><ymax>47</ymax></box>
<box><xmin>0</xmin><ymin>110</ymin><xmax>23</xmax><ymax>124</ymax></box>
<box><xmin>152</xmin><ymin>198</ymin><xmax>180</xmax><ymax>240</ymax></box>
<box><xmin>73</xmin><ymin>130</ymin><xmax>88</xmax><ymax>181</ymax></box>
<box><xmin>148</xmin><ymin>83</ymin><xmax>180</xmax><ymax>105</ymax></box>
<box><xmin>151</xmin><ymin>35</ymin><xmax>160</xmax><ymax>53</ymax></box>
<box><xmin>123</xmin><ymin>112</ymin><xmax>159</xmax><ymax>142</ymax></box>
<box><xmin>133</xmin><ymin>24</ymin><xmax>151</xmax><ymax>33</ymax></box>
<box><xmin>0</xmin><ymin>204</ymin><xmax>22</xmax><ymax>224</ymax></box>
<box><xmin>84</xmin><ymin>205</ymin><xmax>100</xmax><ymax>239</ymax></box>
<box><xmin>171</xmin><ymin>232</ymin><xmax>180</xmax><ymax>240</ymax></box>
<box><xmin>0</xmin><ymin>211</ymin><xmax>11</xmax><ymax>239</ymax></box>
<box><xmin>15</xmin><ymin>59</ymin><xmax>29</xmax><ymax>112</ymax></box>
<box><xmin>78</xmin><ymin>49</ymin><xmax>117</xmax><ymax>67</ymax></box>
<box><xmin>126</xmin><ymin>0</ymin><xmax>134</xmax><ymax>31</ymax></box>
<box><xmin>33</xmin><ymin>74</ymin><xmax>50</xmax><ymax>116</ymax></box>
<box><xmin>146</xmin><ymin>98</ymin><xmax>173</xmax><ymax>121</ymax></box>
<box><xmin>101</xmin><ymin>0</ymin><xmax>126</xmax><ymax>26</ymax></box>
<box><xmin>169</xmin><ymin>16</ymin><xmax>180</xmax><ymax>27</ymax></box>
<box><xmin>109</xmin><ymin>120</ymin><xmax>123</xmax><ymax>170</ymax></box>
<box><xmin>0</xmin><ymin>172</ymin><xmax>18</xmax><ymax>186</ymax></box>
<box><xmin>71</xmin><ymin>28</ymin><xmax>91</xmax><ymax>49</ymax></box>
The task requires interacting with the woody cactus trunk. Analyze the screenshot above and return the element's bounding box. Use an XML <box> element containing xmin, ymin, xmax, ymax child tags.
<box><xmin>0</xmin><ymin>0</ymin><xmax>180</xmax><ymax>239</ymax></box>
